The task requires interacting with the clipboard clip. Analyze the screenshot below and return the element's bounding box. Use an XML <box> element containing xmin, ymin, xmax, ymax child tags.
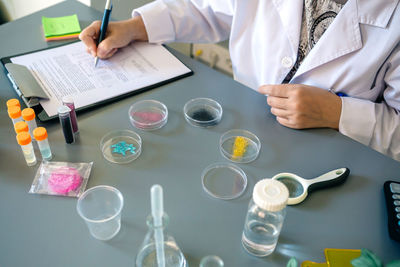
<box><xmin>7</xmin><ymin>73</ymin><xmax>22</xmax><ymax>97</ymax></box>
<box><xmin>5</xmin><ymin>63</ymin><xmax>49</xmax><ymax>107</ymax></box>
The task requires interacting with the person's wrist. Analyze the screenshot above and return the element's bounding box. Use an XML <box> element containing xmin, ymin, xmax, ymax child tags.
<box><xmin>127</xmin><ymin>16</ymin><xmax>148</xmax><ymax>42</ymax></box>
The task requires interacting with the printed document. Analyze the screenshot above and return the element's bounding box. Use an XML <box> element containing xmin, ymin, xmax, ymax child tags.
<box><xmin>10</xmin><ymin>41</ymin><xmax>191</xmax><ymax>117</ymax></box>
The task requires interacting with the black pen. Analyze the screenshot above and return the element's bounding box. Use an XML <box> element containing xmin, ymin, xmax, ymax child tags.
<box><xmin>94</xmin><ymin>0</ymin><xmax>112</xmax><ymax>67</ymax></box>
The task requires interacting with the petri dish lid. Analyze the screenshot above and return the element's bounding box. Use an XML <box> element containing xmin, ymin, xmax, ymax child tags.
<box><xmin>219</xmin><ymin>129</ymin><xmax>261</xmax><ymax>163</ymax></box>
<box><xmin>201</xmin><ymin>162</ymin><xmax>247</xmax><ymax>200</ymax></box>
<box><xmin>100</xmin><ymin>129</ymin><xmax>142</xmax><ymax>164</ymax></box>
<box><xmin>184</xmin><ymin>98</ymin><xmax>222</xmax><ymax>127</ymax></box>
<box><xmin>129</xmin><ymin>100</ymin><xmax>168</xmax><ymax>131</ymax></box>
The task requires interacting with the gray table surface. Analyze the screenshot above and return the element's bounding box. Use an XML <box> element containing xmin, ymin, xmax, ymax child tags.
<box><xmin>1</xmin><ymin>1</ymin><xmax>400</xmax><ymax>266</ymax></box>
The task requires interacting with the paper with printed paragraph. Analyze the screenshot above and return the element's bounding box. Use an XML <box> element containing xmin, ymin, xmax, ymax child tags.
<box><xmin>11</xmin><ymin>41</ymin><xmax>191</xmax><ymax>116</ymax></box>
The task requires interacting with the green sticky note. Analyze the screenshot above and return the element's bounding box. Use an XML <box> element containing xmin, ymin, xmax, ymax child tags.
<box><xmin>42</xmin><ymin>14</ymin><xmax>81</xmax><ymax>37</ymax></box>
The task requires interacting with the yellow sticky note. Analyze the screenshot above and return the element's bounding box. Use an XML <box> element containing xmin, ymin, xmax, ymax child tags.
<box><xmin>42</xmin><ymin>14</ymin><xmax>81</xmax><ymax>37</ymax></box>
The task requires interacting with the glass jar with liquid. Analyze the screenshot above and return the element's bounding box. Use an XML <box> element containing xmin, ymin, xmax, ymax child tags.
<box><xmin>242</xmin><ymin>179</ymin><xmax>289</xmax><ymax>257</ymax></box>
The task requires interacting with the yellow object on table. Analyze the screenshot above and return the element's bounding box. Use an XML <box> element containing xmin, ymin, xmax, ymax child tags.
<box><xmin>302</xmin><ymin>248</ymin><xmax>361</xmax><ymax>267</ymax></box>
<box><xmin>42</xmin><ymin>14</ymin><xmax>81</xmax><ymax>41</ymax></box>
<box><xmin>232</xmin><ymin>136</ymin><xmax>248</xmax><ymax>160</ymax></box>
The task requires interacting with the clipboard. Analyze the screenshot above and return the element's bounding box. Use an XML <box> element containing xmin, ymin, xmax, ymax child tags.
<box><xmin>1</xmin><ymin>41</ymin><xmax>193</xmax><ymax>122</ymax></box>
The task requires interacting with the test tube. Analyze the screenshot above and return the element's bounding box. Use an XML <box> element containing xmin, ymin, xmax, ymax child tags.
<box><xmin>62</xmin><ymin>96</ymin><xmax>79</xmax><ymax>133</ymax></box>
<box><xmin>58</xmin><ymin>105</ymin><xmax>75</xmax><ymax>144</ymax></box>
<box><xmin>8</xmin><ymin>106</ymin><xmax>23</xmax><ymax>125</ymax></box>
<box><xmin>6</xmin><ymin>98</ymin><xmax>20</xmax><ymax>109</ymax></box>
<box><xmin>33</xmin><ymin>127</ymin><xmax>53</xmax><ymax>161</ymax></box>
<box><xmin>16</xmin><ymin>132</ymin><xmax>37</xmax><ymax>166</ymax></box>
<box><xmin>21</xmin><ymin>108</ymin><xmax>38</xmax><ymax>138</ymax></box>
<box><xmin>14</xmin><ymin>121</ymin><xmax>29</xmax><ymax>134</ymax></box>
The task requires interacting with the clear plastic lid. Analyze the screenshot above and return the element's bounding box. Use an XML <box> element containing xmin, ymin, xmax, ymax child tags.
<box><xmin>184</xmin><ymin>98</ymin><xmax>222</xmax><ymax>127</ymax></box>
<box><xmin>201</xmin><ymin>162</ymin><xmax>247</xmax><ymax>200</ymax></box>
<box><xmin>129</xmin><ymin>100</ymin><xmax>168</xmax><ymax>131</ymax></box>
<box><xmin>219</xmin><ymin>129</ymin><xmax>261</xmax><ymax>163</ymax></box>
<box><xmin>100</xmin><ymin>130</ymin><xmax>142</xmax><ymax>164</ymax></box>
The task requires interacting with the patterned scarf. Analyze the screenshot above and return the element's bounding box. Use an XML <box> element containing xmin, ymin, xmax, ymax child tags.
<box><xmin>283</xmin><ymin>0</ymin><xmax>345</xmax><ymax>83</ymax></box>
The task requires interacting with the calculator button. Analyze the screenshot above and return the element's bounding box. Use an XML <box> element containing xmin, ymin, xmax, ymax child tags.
<box><xmin>396</xmin><ymin>207</ymin><xmax>400</xmax><ymax>212</ymax></box>
<box><xmin>390</xmin><ymin>182</ymin><xmax>400</xmax><ymax>193</ymax></box>
<box><xmin>393</xmin><ymin>194</ymin><xmax>400</xmax><ymax>199</ymax></box>
<box><xmin>395</xmin><ymin>200</ymin><xmax>400</xmax><ymax>206</ymax></box>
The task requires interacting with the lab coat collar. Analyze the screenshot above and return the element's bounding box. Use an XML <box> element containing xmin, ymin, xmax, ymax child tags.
<box><xmin>357</xmin><ymin>0</ymin><xmax>399</xmax><ymax>28</ymax></box>
<box><xmin>273</xmin><ymin>0</ymin><xmax>399</xmax><ymax>81</ymax></box>
<box><xmin>272</xmin><ymin>0</ymin><xmax>303</xmax><ymax>56</ymax></box>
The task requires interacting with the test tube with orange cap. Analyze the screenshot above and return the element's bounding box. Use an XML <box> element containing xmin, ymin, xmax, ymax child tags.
<box><xmin>14</xmin><ymin>121</ymin><xmax>29</xmax><ymax>134</ymax></box>
<box><xmin>16</xmin><ymin>132</ymin><xmax>37</xmax><ymax>166</ymax></box>
<box><xmin>21</xmin><ymin>108</ymin><xmax>38</xmax><ymax>138</ymax></box>
<box><xmin>33</xmin><ymin>127</ymin><xmax>52</xmax><ymax>160</ymax></box>
<box><xmin>8</xmin><ymin>106</ymin><xmax>23</xmax><ymax>125</ymax></box>
<box><xmin>6</xmin><ymin>98</ymin><xmax>21</xmax><ymax>109</ymax></box>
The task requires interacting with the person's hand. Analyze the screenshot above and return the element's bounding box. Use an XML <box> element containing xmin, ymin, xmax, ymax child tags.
<box><xmin>79</xmin><ymin>16</ymin><xmax>148</xmax><ymax>59</ymax></box>
<box><xmin>258</xmin><ymin>84</ymin><xmax>342</xmax><ymax>130</ymax></box>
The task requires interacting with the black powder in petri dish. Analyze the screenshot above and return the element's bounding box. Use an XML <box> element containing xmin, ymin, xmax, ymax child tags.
<box><xmin>189</xmin><ymin>107</ymin><xmax>218</xmax><ymax>126</ymax></box>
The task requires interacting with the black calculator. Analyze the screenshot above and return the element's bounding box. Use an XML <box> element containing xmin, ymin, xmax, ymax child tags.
<box><xmin>384</xmin><ymin>181</ymin><xmax>400</xmax><ymax>242</ymax></box>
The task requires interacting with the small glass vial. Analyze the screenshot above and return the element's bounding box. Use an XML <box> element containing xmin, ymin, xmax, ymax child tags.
<box><xmin>8</xmin><ymin>106</ymin><xmax>23</xmax><ymax>125</ymax></box>
<box><xmin>242</xmin><ymin>179</ymin><xmax>289</xmax><ymax>257</ymax></box>
<box><xmin>58</xmin><ymin>105</ymin><xmax>75</xmax><ymax>144</ymax></box>
<box><xmin>62</xmin><ymin>96</ymin><xmax>79</xmax><ymax>133</ymax></box>
<box><xmin>16</xmin><ymin>132</ymin><xmax>37</xmax><ymax>166</ymax></box>
<box><xmin>21</xmin><ymin>108</ymin><xmax>37</xmax><ymax>138</ymax></box>
<box><xmin>33</xmin><ymin>127</ymin><xmax>53</xmax><ymax>161</ymax></box>
<box><xmin>6</xmin><ymin>98</ymin><xmax>21</xmax><ymax>109</ymax></box>
<box><xmin>14</xmin><ymin>121</ymin><xmax>29</xmax><ymax>134</ymax></box>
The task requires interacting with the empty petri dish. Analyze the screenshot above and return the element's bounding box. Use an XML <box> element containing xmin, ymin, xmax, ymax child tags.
<box><xmin>183</xmin><ymin>98</ymin><xmax>222</xmax><ymax>127</ymax></box>
<box><xmin>219</xmin><ymin>129</ymin><xmax>261</xmax><ymax>163</ymax></box>
<box><xmin>129</xmin><ymin>100</ymin><xmax>168</xmax><ymax>130</ymax></box>
<box><xmin>100</xmin><ymin>130</ymin><xmax>142</xmax><ymax>164</ymax></box>
<box><xmin>201</xmin><ymin>162</ymin><xmax>247</xmax><ymax>200</ymax></box>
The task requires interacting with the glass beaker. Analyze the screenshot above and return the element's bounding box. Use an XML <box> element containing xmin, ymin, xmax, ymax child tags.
<box><xmin>136</xmin><ymin>213</ymin><xmax>187</xmax><ymax>267</ymax></box>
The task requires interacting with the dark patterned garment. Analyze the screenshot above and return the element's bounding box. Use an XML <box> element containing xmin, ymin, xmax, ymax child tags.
<box><xmin>283</xmin><ymin>0</ymin><xmax>345</xmax><ymax>83</ymax></box>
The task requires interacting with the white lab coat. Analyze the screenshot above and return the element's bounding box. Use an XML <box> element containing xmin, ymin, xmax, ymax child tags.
<box><xmin>134</xmin><ymin>0</ymin><xmax>400</xmax><ymax>161</ymax></box>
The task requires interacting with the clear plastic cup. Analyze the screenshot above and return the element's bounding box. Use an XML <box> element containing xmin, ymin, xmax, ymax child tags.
<box><xmin>77</xmin><ymin>185</ymin><xmax>124</xmax><ymax>241</ymax></box>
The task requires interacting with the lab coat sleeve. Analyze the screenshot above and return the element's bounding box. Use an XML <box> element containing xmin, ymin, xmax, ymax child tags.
<box><xmin>339</xmin><ymin>43</ymin><xmax>400</xmax><ymax>161</ymax></box>
<box><xmin>132</xmin><ymin>0</ymin><xmax>233</xmax><ymax>44</ymax></box>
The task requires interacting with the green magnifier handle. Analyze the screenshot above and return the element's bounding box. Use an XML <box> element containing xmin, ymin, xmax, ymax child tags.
<box><xmin>308</xmin><ymin>167</ymin><xmax>350</xmax><ymax>193</ymax></box>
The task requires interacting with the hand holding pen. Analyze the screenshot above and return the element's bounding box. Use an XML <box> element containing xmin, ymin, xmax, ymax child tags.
<box><xmin>79</xmin><ymin>6</ymin><xmax>149</xmax><ymax>62</ymax></box>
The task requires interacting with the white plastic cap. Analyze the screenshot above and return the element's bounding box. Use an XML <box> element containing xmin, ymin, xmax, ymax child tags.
<box><xmin>253</xmin><ymin>179</ymin><xmax>289</xmax><ymax>212</ymax></box>
<box><xmin>62</xmin><ymin>96</ymin><xmax>74</xmax><ymax>105</ymax></box>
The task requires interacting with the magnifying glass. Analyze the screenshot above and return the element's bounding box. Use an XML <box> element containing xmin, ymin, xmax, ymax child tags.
<box><xmin>271</xmin><ymin>168</ymin><xmax>350</xmax><ymax>205</ymax></box>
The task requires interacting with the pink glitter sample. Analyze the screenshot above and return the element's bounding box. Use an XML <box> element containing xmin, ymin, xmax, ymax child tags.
<box><xmin>48</xmin><ymin>167</ymin><xmax>82</xmax><ymax>194</ymax></box>
<box><xmin>132</xmin><ymin>112</ymin><xmax>164</xmax><ymax>123</ymax></box>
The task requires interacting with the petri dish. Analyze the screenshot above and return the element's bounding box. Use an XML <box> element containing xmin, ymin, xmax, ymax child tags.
<box><xmin>183</xmin><ymin>98</ymin><xmax>222</xmax><ymax>127</ymax></box>
<box><xmin>201</xmin><ymin>162</ymin><xmax>247</xmax><ymax>200</ymax></box>
<box><xmin>219</xmin><ymin>129</ymin><xmax>261</xmax><ymax>163</ymax></box>
<box><xmin>100</xmin><ymin>130</ymin><xmax>142</xmax><ymax>164</ymax></box>
<box><xmin>129</xmin><ymin>100</ymin><xmax>168</xmax><ymax>130</ymax></box>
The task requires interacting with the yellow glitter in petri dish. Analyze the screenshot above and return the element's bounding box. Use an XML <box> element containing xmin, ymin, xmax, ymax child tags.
<box><xmin>232</xmin><ymin>136</ymin><xmax>249</xmax><ymax>160</ymax></box>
